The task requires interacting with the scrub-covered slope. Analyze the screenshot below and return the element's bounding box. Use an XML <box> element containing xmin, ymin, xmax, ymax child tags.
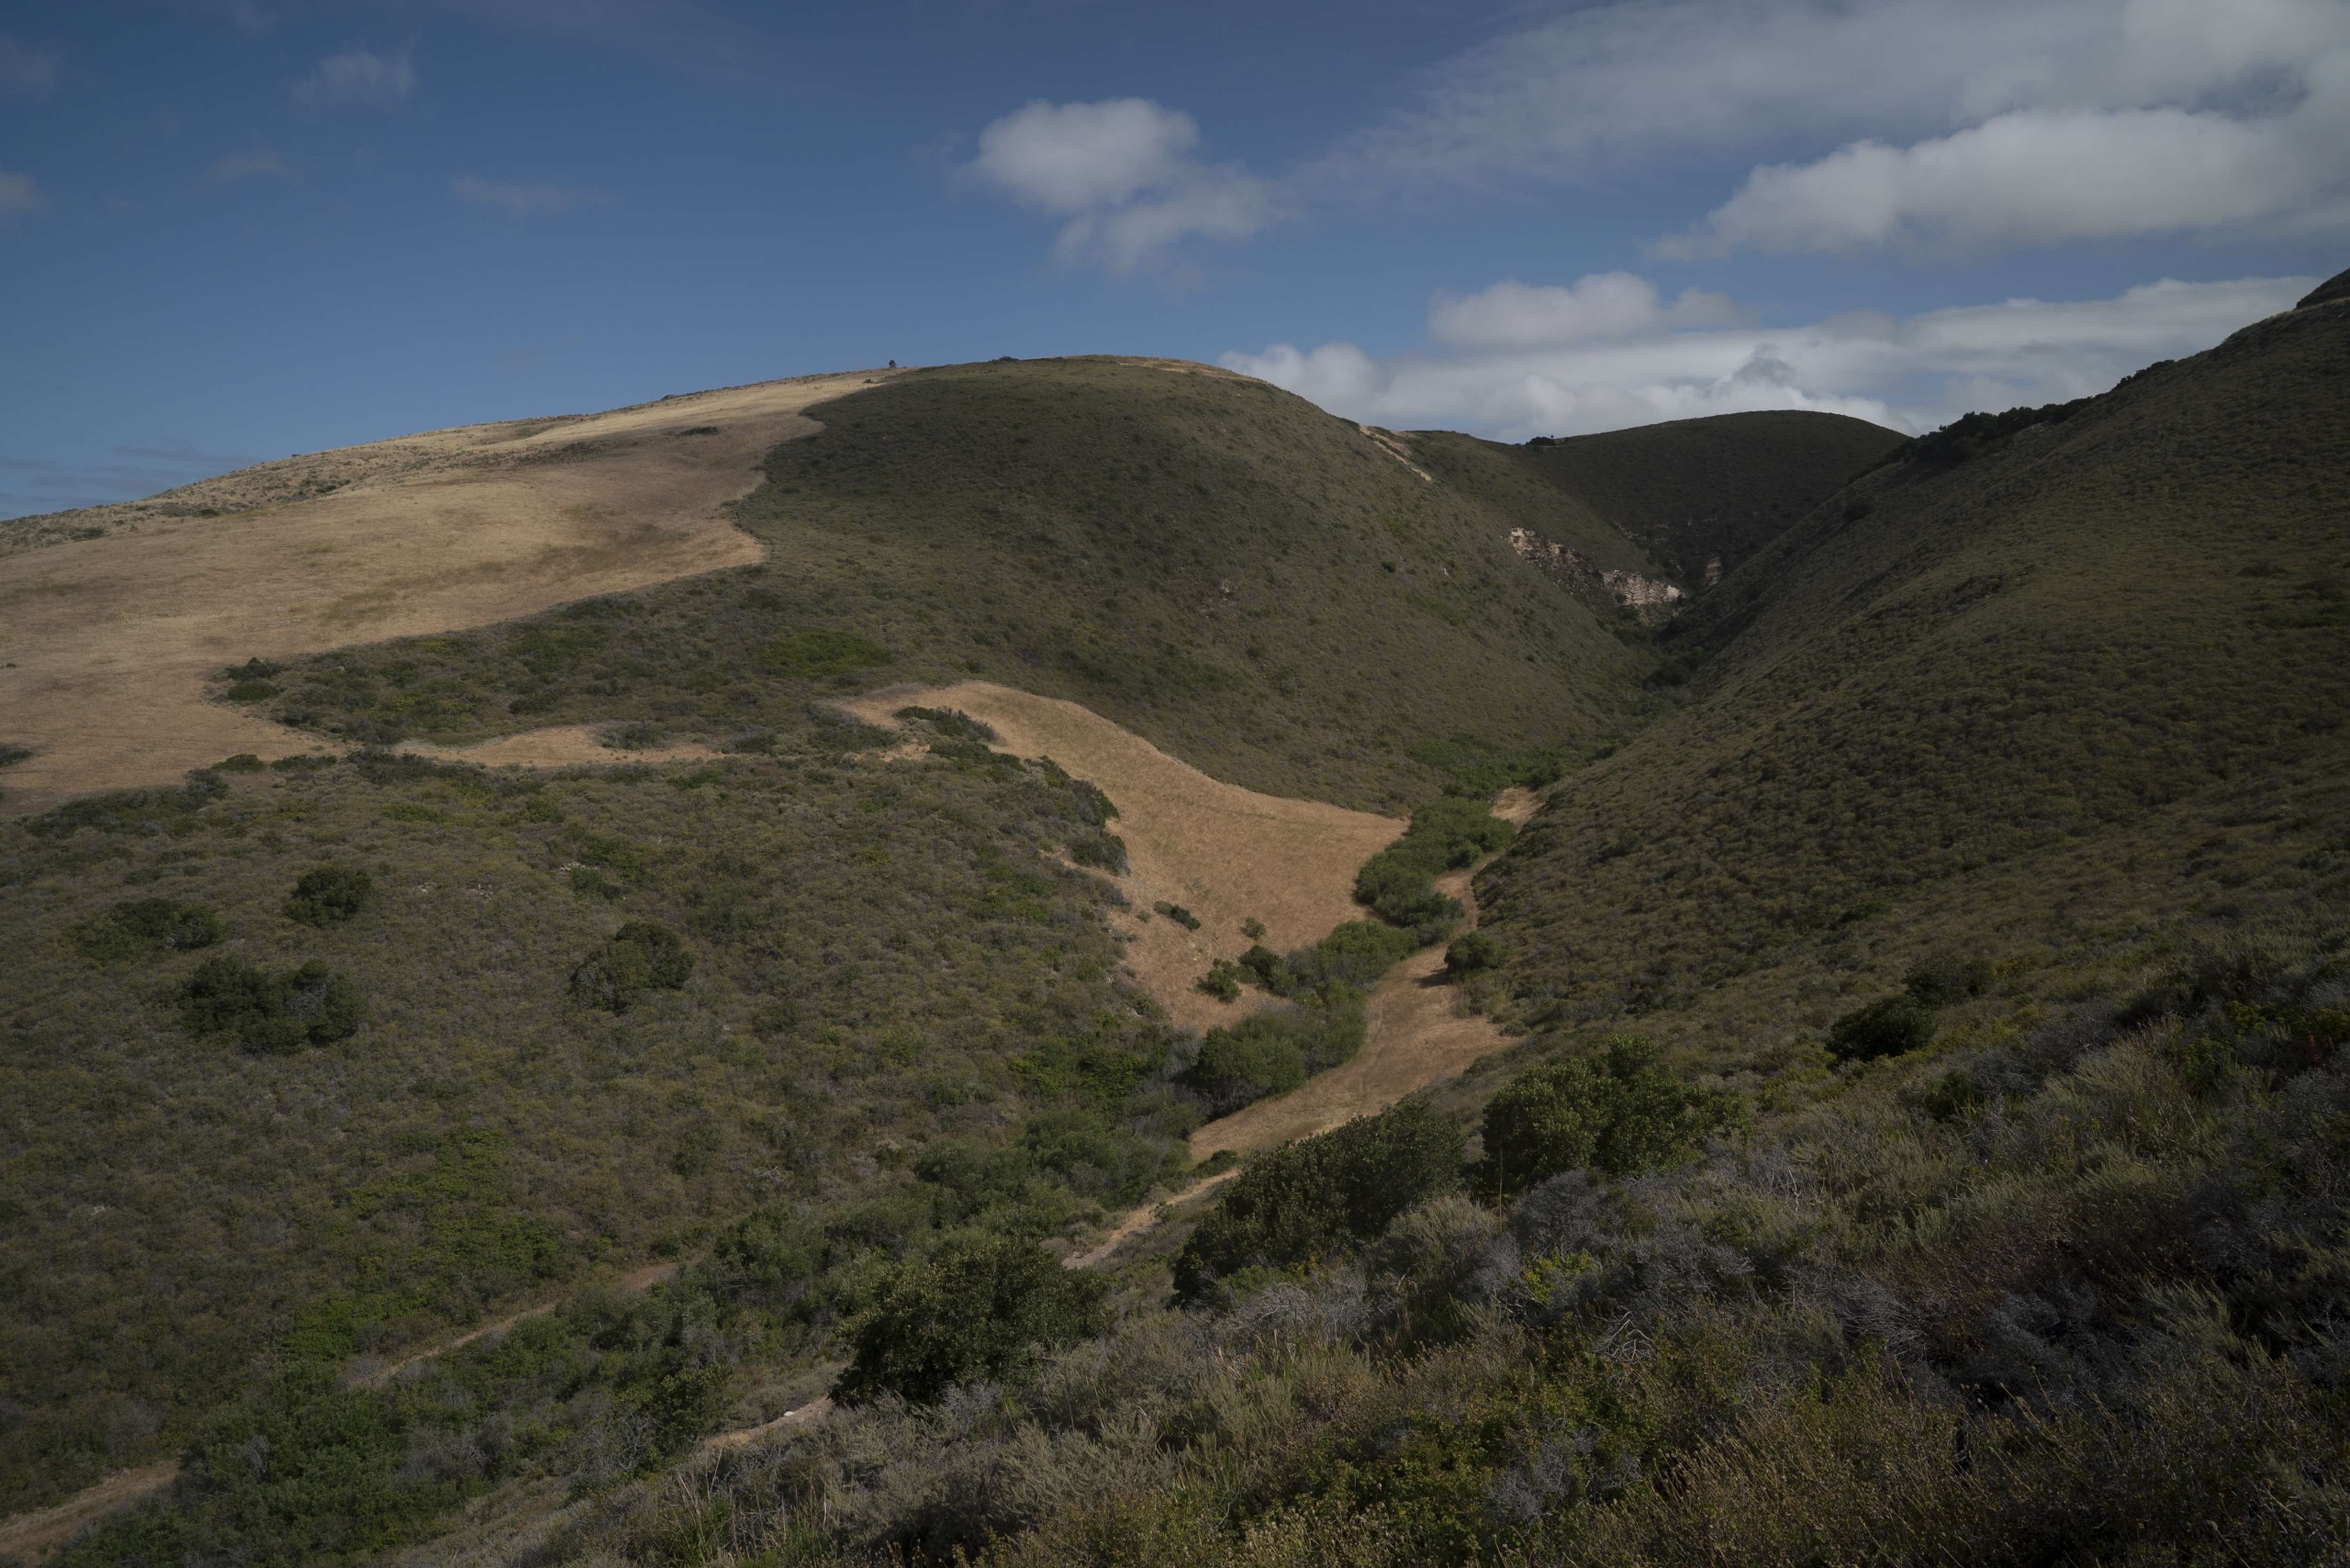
<box><xmin>1473</xmin><ymin>290</ymin><xmax>2350</xmax><ymax>1061</ymax></box>
<box><xmin>242</xmin><ymin>358</ymin><xmax>1652</xmax><ymax>813</ymax></box>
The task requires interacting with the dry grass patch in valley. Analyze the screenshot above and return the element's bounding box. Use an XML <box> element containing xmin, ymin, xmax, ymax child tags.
<box><xmin>844</xmin><ymin>681</ymin><xmax>1404</xmax><ymax>1032</ymax></box>
<box><xmin>0</xmin><ymin>372</ymin><xmax>888</xmax><ymax>814</ymax></box>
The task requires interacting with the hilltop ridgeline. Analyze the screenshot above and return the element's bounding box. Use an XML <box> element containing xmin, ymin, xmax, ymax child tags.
<box><xmin>226</xmin><ymin>358</ymin><xmax>1893</xmax><ymax>811</ymax></box>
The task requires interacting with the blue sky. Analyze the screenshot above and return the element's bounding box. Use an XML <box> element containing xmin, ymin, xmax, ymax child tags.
<box><xmin>3</xmin><ymin>0</ymin><xmax>2346</xmax><ymax>518</ymax></box>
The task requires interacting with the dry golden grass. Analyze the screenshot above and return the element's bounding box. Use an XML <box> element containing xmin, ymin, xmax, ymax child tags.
<box><xmin>0</xmin><ymin>371</ymin><xmax>888</xmax><ymax>814</ymax></box>
<box><xmin>844</xmin><ymin>682</ymin><xmax>1405</xmax><ymax>1033</ymax></box>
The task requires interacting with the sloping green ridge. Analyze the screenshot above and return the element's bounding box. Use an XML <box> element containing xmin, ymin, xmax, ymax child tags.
<box><xmin>1474</xmin><ymin>295</ymin><xmax>2350</xmax><ymax>1060</ymax></box>
<box><xmin>1417</xmin><ymin>410</ymin><xmax>1908</xmax><ymax>589</ymax></box>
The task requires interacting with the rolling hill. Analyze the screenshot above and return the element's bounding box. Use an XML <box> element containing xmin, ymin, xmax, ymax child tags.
<box><xmin>16</xmin><ymin>279</ymin><xmax>2347</xmax><ymax>1568</ymax></box>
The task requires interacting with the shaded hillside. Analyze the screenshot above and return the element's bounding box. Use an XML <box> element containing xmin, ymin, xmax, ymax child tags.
<box><xmin>1473</xmin><ymin>290</ymin><xmax>2350</xmax><ymax>1063</ymax></box>
<box><xmin>246</xmin><ymin>358</ymin><xmax>1653</xmax><ymax>812</ymax></box>
<box><xmin>1417</xmin><ymin>410</ymin><xmax>1906</xmax><ymax>590</ymax></box>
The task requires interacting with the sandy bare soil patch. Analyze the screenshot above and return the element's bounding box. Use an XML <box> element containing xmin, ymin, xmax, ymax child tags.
<box><xmin>397</xmin><ymin>725</ymin><xmax>721</xmax><ymax>770</ymax></box>
<box><xmin>0</xmin><ymin>371</ymin><xmax>891</xmax><ymax>816</ymax></box>
<box><xmin>842</xmin><ymin>682</ymin><xmax>1404</xmax><ymax>1033</ymax></box>
<box><xmin>1188</xmin><ymin>788</ymin><xmax>1536</xmax><ymax>1160</ymax></box>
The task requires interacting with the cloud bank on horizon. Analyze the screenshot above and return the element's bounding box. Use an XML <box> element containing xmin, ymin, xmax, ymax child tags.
<box><xmin>1223</xmin><ymin>274</ymin><xmax>2314</xmax><ymax>439</ymax></box>
<box><xmin>975</xmin><ymin>0</ymin><xmax>2349</xmax><ymax>438</ymax></box>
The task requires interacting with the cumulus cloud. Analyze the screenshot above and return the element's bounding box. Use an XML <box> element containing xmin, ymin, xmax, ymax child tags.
<box><xmin>971</xmin><ymin>98</ymin><xmax>1283</xmax><ymax>276</ymax></box>
<box><xmin>293</xmin><ymin>49</ymin><xmax>415</xmax><ymax>107</ymax></box>
<box><xmin>1311</xmin><ymin>0</ymin><xmax>2350</xmax><ymax>257</ymax></box>
<box><xmin>1669</xmin><ymin>43</ymin><xmax>2350</xmax><ymax>254</ymax></box>
<box><xmin>1223</xmin><ymin>274</ymin><xmax>2308</xmax><ymax>442</ymax></box>
<box><xmin>1430</xmin><ymin>274</ymin><xmax>1739</xmax><ymax>349</ymax></box>
<box><xmin>451</xmin><ymin>175</ymin><xmax>610</xmax><ymax>217</ymax></box>
<box><xmin>0</xmin><ymin>33</ymin><xmax>58</xmax><ymax>93</ymax></box>
<box><xmin>0</xmin><ymin>170</ymin><xmax>42</xmax><ymax>222</ymax></box>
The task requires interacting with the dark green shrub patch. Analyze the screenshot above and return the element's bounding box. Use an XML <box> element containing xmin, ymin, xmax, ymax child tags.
<box><xmin>1154</xmin><ymin>901</ymin><xmax>1202</xmax><ymax>930</ymax></box>
<box><xmin>1174</xmin><ymin>1100</ymin><xmax>1464</xmax><ymax>1300</ymax></box>
<box><xmin>282</xmin><ymin>864</ymin><xmax>372</xmax><ymax>927</ymax></box>
<box><xmin>1474</xmin><ymin>1035</ymin><xmax>1739</xmax><ymax>1197</ymax></box>
<box><xmin>179</xmin><ymin>956</ymin><xmax>366</xmax><ymax>1052</ymax></box>
<box><xmin>765</xmin><ymin>629</ymin><xmax>893</xmax><ymax>678</ymax></box>
<box><xmin>835</xmin><ymin>1232</ymin><xmax>1108</xmax><ymax>1404</ymax></box>
<box><xmin>1827</xmin><ymin>994</ymin><xmax>1940</xmax><ymax>1062</ymax></box>
<box><xmin>1355</xmin><ymin>796</ymin><xmax>1515</xmax><ymax>926</ymax></box>
<box><xmin>71</xmin><ymin>898</ymin><xmax>226</xmax><ymax>962</ymax></box>
<box><xmin>568</xmin><ymin>921</ymin><xmax>692</xmax><ymax>1012</ymax></box>
<box><xmin>0</xmin><ymin>742</ymin><xmax>32</xmax><ymax>768</ymax></box>
<box><xmin>224</xmin><ymin>681</ymin><xmax>279</xmax><ymax>702</ymax></box>
<box><xmin>212</xmin><ymin>752</ymin><xmax>266</xmax><ymax>773</ymax></box>
<box><xmin>1904</xmin><ymin>954</ymin><xmax>1994</xmax><ymax>1005</ymax></box>
<box><xmin>896</xmin><ymin>706</ymin><xmax>999</xmax><ymax>744</ymax></box>
<box><xmin>1445</xmin><ymin>930</ymin><xmax>1503</xmax><ymax>976</ymax></box>
<box><xmin>1197</xmin><ymin>960</ymin><xmax>1243</xmax><ymax>1003</ymax></box>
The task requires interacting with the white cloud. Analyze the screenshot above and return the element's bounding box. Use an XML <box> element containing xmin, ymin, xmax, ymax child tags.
<box><xmin>971</xmin><ymin>97</ymin><xmax>1283</xmax><ymax>276</ymax></box>
<box><xmin>1430</xmin><ymin>274</ymin><xmax>1739</xmax><ymax>349</ymax></box>
<box><xmin>0</xmin><ymin>169</ymin><xmax>42</xmax><ymax>222</ymax></box>
<box><xmin>1308</xmin><ymin>0</ymin><xmax>2350</xmax><ymax>258</ymax></box>
<box><xmin>1222</xmin><ymin>274</ymin><xmax>2309</xmax><ymax>442</ymax></box>
<box><xmin>0</xmin><ymin>33</ymin><xmax>58</xmax><ymax>93</ymax></box>
<box><xmin>451</xmin><ymin>175</ymin><xmax>609</xmax><ymax>217</ymax></box>
<box><xmin>293</xmin><ymin>49</ymin><xmax>416</xmax><ymax>107</ymax></box>
<box><xmin>1670</xmin><ymin>47</ymin><xmax>2350</xmax><ymax>254</ymax></box>
<box><xmin>209</xmin><ymin>151</ymin><xmax>288</xmax><ymax>184</ymax></box>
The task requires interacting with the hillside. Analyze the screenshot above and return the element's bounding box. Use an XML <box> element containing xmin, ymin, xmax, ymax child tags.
<box><xmin>1415</xmin><ymin>410</ymin><xmax>1908</xmax><ymax>590</ymax></box>
<box><xmin>1472</xmin><ymin>286</ymin><xmax>2350</xmax><ymax>1069</ymax></box>
<box><xmin>12</xmin><ymin>301</ymin><xmax>2342</xmax><ymax>1568</ymax></box>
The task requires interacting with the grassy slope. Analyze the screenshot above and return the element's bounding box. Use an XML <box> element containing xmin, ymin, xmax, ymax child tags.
<box><xmin>485</xmin><ymin>308</ymin><xmax>2350</xmax><ymax>1568</ymax></box>
<box><xmin>250</xmin><ymin>358</ymin><xmax>1653</xmax><ymax>814</ymax></box>
<box><xmin>1471</xmin><ymin>295</ymin><xmax>2350</xmax><ymax>1072</ymax></box>
<box><xmin>1417</xmin><ymin>410</ymin><xmax>1908</xmax><ymax>588</ymax></box>
<box><xmin>0</xmin><ymin>739</ymin><xmax>1180</xmax><ymax>1512</ymax></box>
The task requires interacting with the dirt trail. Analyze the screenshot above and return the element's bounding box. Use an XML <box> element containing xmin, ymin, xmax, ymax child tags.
<box><xmin>1075</xmin><ymin>786</ymin><xmax>1539</xmax><ymax>1262</ymax></box>
<box><xmin>0</xmin><ymin>1261</ymin><xmax>685</xmax><ymax>1560</ymax></box>
<box><xmin>0</xmin><ymin>370</ymin><xmax>890</xmax><ymax>816</ymax></box>
<box><xmin>0</xmin><ymin>1462</ymin><xmax>180</xmax><ymax>1566</ymax></box>
<box><xmin>843</xmin><ymin>682</ymin><xmax>1403</xmax><ymax>1033</ymax></box>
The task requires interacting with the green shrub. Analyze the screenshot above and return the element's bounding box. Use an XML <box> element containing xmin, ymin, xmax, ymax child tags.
<box><xmin>1197</xmin><ymin>961</ymin><xmax>1244</xmax><ymax>1004</ymax></box>
<box><xmin>224</xmin><ymin>681</ymin><xmax>279</xmax><ymax>702</ymax></box>
<box><xmin>603</xmin><ymin>720</ymin><xmax>665</xmax><ymax>751</ymax></box>
<box><xmin>1183</xmin><ymin>1001</ymin><xmax>1368</xmax><ymax>1115</ymax></box>
<box><xmin>1445</xmin><ymin>931</ymin><xmax>1503</xmax><ymax>975</ymax></box>
<box><xmin>1827</xmin><ymin>994</ymin><xmax>1940</xmax><ymax>1062</ymax></box>
<box><xmin>896</xmin><ymin>706</ymin><xmax>998</xmax><ymax>744</ymax></box>
<box><xmin>1068</xmin><ymin>829</ymin><xmax>1128</xmax><ymax>873</ymax></box>
<box><xmin>1174</xmin><ymin>1101</ymin><xmax>1464</xmax><ymax>1300</ymax></box>
<box><xmin>835</xmin><ymin>1232</ymin><xmax>1107</xmax><ymax>1404</ymax></box>
<box><xmin>282</xmin><ymin>865</ymin><xmax>371</xmax><ymax>927</ymax></box>
<box><xmin>0</xmin><ymin>743</ymin><xmax>33</xmax><ymax>768</ymax></box>
<box><xmin>568</xmin><ymin>922</ymin><xmax>692</xmax><ymax>1012</ymax></box>
<box><xmin>1904</xmin><ymin>955</ymin><xmax>1994</xmax><ymax>1006</ymax></box>
<box><xmin>1154</xmin><ymin>901</ymin><xmax>1202</xmax><ymax>930</ymax></box>
<box><xmin>1241</xmin><ymin>917</ymin><xmax>1267</xmax><ymax>941</ymax></box>
<box><xmin>179</xmin><ymin>957</ymin><xmax>366</xmax><ymax>1053</ymax></box>
<box><xmin>213</xmin><ymin>753</ymin><xmax>266</xmax><ymax>773</ymax></box>
<box><xmin>1476</xmin><ymin>1035</ymin><xmax>1739</xmax><ymax>1196</ymax></box>
<box><xmin>1354</xmin><ymin>796</ymin><xmax>1514</xmax><ymax>925</ymax></box>
<box><xmin>765</xmin><ymin>629</ymin><xmax>893</xmax><ymax>678</ymax></box>
<box><xmin>71</xmin><ymin>899</ymin><xmax>226</xmax><ymax>962</ymax></box>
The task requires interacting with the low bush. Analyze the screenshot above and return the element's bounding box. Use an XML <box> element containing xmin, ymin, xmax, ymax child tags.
<box><xmin>1827</xmin><ymin>994</ymin><xmax>1940</xmax><ymax>1061</ymax></box>
<box><xmin>1182</xmin><ymin>1002</ymin><xmax>1367</xmax><ymax>1114</ymax></box>
<box><xmin>568</xmin><ymin>922</ymin><xmax>692</xmax><ymax>1012</ymax></box>
<box><xmin>0</xmin><ymin>743</ymin><xmax>32</xmax><ymax>768</ymax></box>
<box><xmin>1904</xmin><ymin>954</ymin><xmax>1994</xmax><ymax>1005</ymax></box>
<box><xmin>1174</xmin><ymin>1100</ymin><xmax>1463</xmax><ymax>1300</ymax></box>
<box><xmin>1445</xmin><ymin>930</ymin><xmax>1503</xmax><ymax>975</ymax></box>
<box><xmin>282</xmin><ymin>865</ymin><xmax>371</xmax><ymax>927</ymax></box>
<box><xmin>1196</xmin><ymin>961</ymin><xmax>1243</xmax><ymax>1004</ymax></box>
<box><xmin>835</xmin><ymin>1232</ymin><xmax>1108</xmax><ymax>1404</ymax></box>
<box><xmin>1242</xmin><ymin>921</ymin><xmax>1418</xmax><ymax>999</ymax></box>
<box><xmin>1154</xmin><ymin>901</ymin><xmax>1202</xmax><ymax>930</ymax></box>
<box><xmin>1475</xmin><ymin>1034</ymin><xmax>1739</xmax><ymax>1197</ymax></box>
<box><xmin>179</xmin><ymin>957</ymin><xmax>366</xmax><ymax>1053</ymax></box>
<box><xmin>71</xmin><ymin>899</ymin><xmax>226</xmax><ymax>962</ymax></box>
<box><xmin>896</xmin><ymin>706</ymin><xmax>999</xmax><ymax>744</ymax></box>
<box><xmin>1355</xmin><ymin>796</ymin><xmax>1514</xmax><ymax>925</ymax></box>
